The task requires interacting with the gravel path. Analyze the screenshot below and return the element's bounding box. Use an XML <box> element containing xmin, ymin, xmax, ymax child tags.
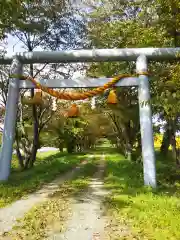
<box><xmin>49</xmin><ymin>154</ymin><xmax>109</xmax><ymax>240</ymax></box>
<box><xmin>0</xmin><ymin>162</ymin><xmax>87</xmax><ymax>236</ymax></box>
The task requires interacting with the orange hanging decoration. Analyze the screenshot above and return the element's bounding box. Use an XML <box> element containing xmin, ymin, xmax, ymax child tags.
<box><xmin>12</xmin><ymin>72</ymin><xmax>149</xmax><ymax>102</ymax></box>
<box><xmin>107</xmin><ymin>89</ymin><xmax>118</xmax><ymax>104</ymax></box>
<box><xmin>23</xmin><ymin>89</ymin><xmax>43</xmax><ymax>105</ymax></box>
<box><xmin>67</xmin><ymin>103</ymin><xmax>79</xmax><ymax>118</ymax></box>
<box><xmin>32</xmin><ymin>89</ymin><xmax>43</xmax><ymax>105</ymax></box>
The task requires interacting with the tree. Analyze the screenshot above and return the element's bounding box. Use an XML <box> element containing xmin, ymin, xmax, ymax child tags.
<box><xmin>50</xmin><ymin>101</ymin><xmax>102</xmax><ymax>153</ymax></box>
<box><xmin>0</xmin><ymin>0</ymin><xmax>25</xmax><ymax>39</ymax></box>
<box><xmin>86</xmin><ymin>0</ymin><xmax>180</xmax><ymax>162</ymax></box>
<box><xmin>0</xmin><ymin>0</ymin><xmax>87</xmax><ymax>169</ymax></box>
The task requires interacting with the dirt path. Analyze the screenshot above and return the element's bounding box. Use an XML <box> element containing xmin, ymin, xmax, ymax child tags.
<box><xmin>49</xmin><ymin>154</ymin><xmax>109</xmax><ymax>240</ymax></box>
<box><xmin>0</xmin><ymin>161</ymin><xmax>88</xmax><ymax>236</ymax></box>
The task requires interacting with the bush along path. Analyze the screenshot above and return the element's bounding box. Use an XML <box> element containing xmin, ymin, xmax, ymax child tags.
<box><xmin>1</xmin><ymin>153</ymin><xmax>109</xmax><ymax>240</ymax></box>
<box><xmin>0</xmin><ymin>153</ymin><xmax>90</xmax><ymax>236</ymax></box>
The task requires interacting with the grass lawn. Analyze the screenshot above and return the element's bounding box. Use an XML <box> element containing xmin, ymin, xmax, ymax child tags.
<box><xmin>0</xmin><ymin>151</ymin><xmax>87</xmax><ymax>208</ymax></box>
<box><xmin>6</xmin><ymin>158</ymin><xmax>98</xmax><ymax>240</ymax></box>
<box><xmin>104</xmin><ymin>148</ymin><xmax>180</xmax><ymax>240</ymax></box>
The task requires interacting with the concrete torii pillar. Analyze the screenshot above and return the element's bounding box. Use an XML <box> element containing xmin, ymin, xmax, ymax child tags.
<box><xmin>136</xmin><ymin>55</ymin><xmax>156</xmax><ymax>188</ymax></box>
<box><xmin>0</xmin><ymin>58</ymin><xmax>22</xmax><ymax>180</ymax></box>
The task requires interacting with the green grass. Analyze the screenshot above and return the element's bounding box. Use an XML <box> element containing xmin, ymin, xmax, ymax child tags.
<box><xmin>6</xmin><ymin>158</ymin><xmax>98</xmax><ymax>240</ymax></box>
<box><xmin>0</xmin><ymin>151</ymin><xmax>87</xmax><ymax>208</ymax></box>
<box><xmin>104</xmin><ymin>148</ymin><xmax>180</xmax><ymax>240</ymax></box>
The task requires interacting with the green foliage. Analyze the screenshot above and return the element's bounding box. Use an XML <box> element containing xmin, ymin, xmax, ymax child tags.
<box><xmin>50</xmin><ymin>102</ymin><xmax>103</xmax><ymax>153</ymax></box>
<box><xmin>88</xmin><ymin>0</ymin><xmax>180</xmax><ymax>115</ymax></box>
<box><xmin>0</xmin><ymin>1</ymin><xmax>71</xmax><ymax>39</ymax></box>
<box><xmin>1</xmin><ymin>0</ymin><xmax>86</xmax><ymax>169</ymax></box>
<box><xmin>104</xmin><ymin>149</ymin><xmax>180</xmax><ymax>239</ymax></box>
<box><xmin>9</xmin><ymin>0</ymin><xmax>85</xmax><ymax>51</ymax></box>
<box><xmin>52</xmin><ymin>116</ymin><xmax>86</xmax><ymax>153</ymax></box>
<box><xmin>87</xmin><ymin>0</ymin><xmax>180</xmax><ymax>159</ymax></box>
<box><xmin>0</xmin><ymin>0</ymin><xmax>25</xmax><ymax>38</ymax></box>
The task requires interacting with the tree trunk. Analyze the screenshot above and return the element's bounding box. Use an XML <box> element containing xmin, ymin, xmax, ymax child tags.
<box><xmin>160</xmin><ymin>120</ymin><xmax>171</xmax><ymax>154</ymax></box>
<box><xmin>30</xmin><ymin>63</ymin><xmax>39</xmax><ymax>167</ymax></box>
<box><xmin>59</xmin><ymin>145</ymin><xmax>63</xmax><ymax>152</ymax></box>
<box><xmin>15</xmin><ymin>97</ymin><xmax>27</xmax><ymax>169</ymax></box>
<box><xmin>161</xmin><ymin>118</ymin><xmax>179</xmax><ymax>163</ymax></box>
<box><xmin>124</xmin><ymin>121</ymin><xmax>133</xmax><ymax>161</ymax></box>
<box><xmin>15</xmin><ymin>131</ymin><xmax>24</xmax><ymax>170</ymax></box>
<box><xmin>24</xmin><ymin>156</ymin><xmax>31</xmax><ymax>169</ymax></box>
<box><xmin>170</xmin><ymin>118</ymin><xmax>179</xmax><ymax>165</ymax></box>
<box><xmin>171</xmin><ymin>133</ymin><xmax>179</xmax><ymax>164</ymax></box>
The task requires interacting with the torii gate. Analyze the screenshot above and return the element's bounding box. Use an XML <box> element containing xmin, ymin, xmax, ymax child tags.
<box><xmin>0</xmin><ymin>48</ymin><xmax>180</xmax><ymax>188</ymax></box>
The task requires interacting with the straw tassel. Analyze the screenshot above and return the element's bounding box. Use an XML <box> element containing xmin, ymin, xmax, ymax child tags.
<box><xmin>23</xmin><ymin>89</ymin><xmax>43</xmax><ymax>105</ymax></box>
<box><xmin>107</xmin><ymin>89</ymin><xmax>118</xmax><ymax>104</ymax></box>
<box><xmin>67</xmin><ymin>103</ymin><xmax>79</xmax><ymax>118</ymax></box>
<box><xmin>33</xmin><ymin>89</ymin><xmax>42</xmax><ymax>104</ymax></box>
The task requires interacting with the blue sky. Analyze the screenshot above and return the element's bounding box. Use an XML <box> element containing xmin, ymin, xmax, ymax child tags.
<box><xmin>6</xmin><ymin>34</ymin><xmax>43</xmax><ymax>55</ymax></box>
<box><xmin>6</xmin><ymin>35</ymin><xmax>24</xmax><ymax>55</ymax></box>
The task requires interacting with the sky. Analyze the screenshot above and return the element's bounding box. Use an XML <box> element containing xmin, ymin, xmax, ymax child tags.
<box><xmin>6</xmin><ymin>35</ymin><xmax>24</xmax><ymax>56</ymax></box>
<box><xmin>6</xmin><ymin>34</ymin><xmax>44</xmax><ymax>56</ymax></box>
<box><xmin>5</xmin><ymin>34</ymin><xmax>84</xmax><ymax>80</ymax></box>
